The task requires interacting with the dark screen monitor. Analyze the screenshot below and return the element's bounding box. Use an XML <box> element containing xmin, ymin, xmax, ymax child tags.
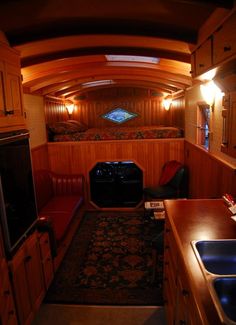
<box><xmin>0</xmin><ymin>130</ymin><xmax>38</xmax><ymax>257</ymax></box>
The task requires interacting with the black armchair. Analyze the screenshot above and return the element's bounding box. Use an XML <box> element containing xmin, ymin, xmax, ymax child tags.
<box><xmin>143</xmin><ymin>160</ymin><xmax>188</xmax><ymax>200</ymax></box>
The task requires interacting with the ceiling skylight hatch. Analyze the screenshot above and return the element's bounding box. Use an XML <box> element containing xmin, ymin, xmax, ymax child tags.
<box><xmin>106</xmin><ymin>55</ymin><xmax>160</xmax><ymax>64</ymax></box>
<box><xmin>81</xmin><ymin>80</ymin><xmax>114</xmax><ymax>88</ymax></box>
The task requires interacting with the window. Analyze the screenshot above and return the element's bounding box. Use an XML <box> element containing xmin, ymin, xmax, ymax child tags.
<box><xmin>101</xmin><ymin>108</ymin><xmax>138</xmax><ymax>124</ymax></box>
<box><xmin>197</xmin><ymin>102</ymin><xmax>211</xmax><ymax>150</ymax></box>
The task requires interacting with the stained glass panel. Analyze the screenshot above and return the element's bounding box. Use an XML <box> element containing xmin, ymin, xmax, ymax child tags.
<box><xmin>101</xmin><ymin>108</ymin><xmax>138</xmax><ymax>124</ymax></box>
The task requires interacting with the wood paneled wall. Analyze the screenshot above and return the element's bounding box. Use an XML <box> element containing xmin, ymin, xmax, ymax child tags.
<box><xmin>185</xmin><ymin>141</ymin><xmax>236</xmax><ymax>198</ymax></box>
<box><xmin>31</xmin><ymin>144</ymin><xmax>49</xmax><ymax>172</ymax></box>
<box><xmin>47</xmin><ymin>139</ymin><xmax>184</xmax><ymax>209</ymax></box>
<box><xmin>31</xmin><ymin>139</ymin><xmax>236</xmax><ymax>208</ymax></box>
<box><xmin>44</xmin><ymin>87</ymin><xmax>185</xmax><ymax>130</ymax></box>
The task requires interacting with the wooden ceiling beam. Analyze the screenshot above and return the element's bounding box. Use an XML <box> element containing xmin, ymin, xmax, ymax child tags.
<box><xmin>24</xmin><ymin>65</ymin><xmax>192</xmax><ymax>92</ymax></box>
<box><xmin>20</xmin><ymin>46</ymin><xmax>190</xmax><ymax>68</ymax></box>
<box><xmin>168</xmin><ymin>0</ymin><xmax>234</xmax><ymax>9</ymax></box>
<box><xmin>53</xmin><ymin>75</ymin><xmax>186</xmax><ymax>97</ymax></box>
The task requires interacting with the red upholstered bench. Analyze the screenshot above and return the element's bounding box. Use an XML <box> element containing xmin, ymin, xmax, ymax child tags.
<box><xmin>33</xmin><ymin>170</ymin><xmax>84</xmax><ymax>269</ymax></box>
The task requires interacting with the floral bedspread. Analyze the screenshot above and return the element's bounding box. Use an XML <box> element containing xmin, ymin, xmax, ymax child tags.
<box><xmin>52</xmin><ymin>126</ymin><xmax>183</xmax><ymax>142</ymax></box>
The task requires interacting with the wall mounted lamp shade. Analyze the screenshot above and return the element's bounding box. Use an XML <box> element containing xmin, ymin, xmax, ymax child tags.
<box><xmin>65</xmin><ymin>100</ymin><xmax>74</xmax><ymax>116</ymax></box>
<box><xmin>163</xmin><ymin>98</ymin><xmax>172</xmax><ymax>111</ymax></box>
<box><xmin>200</xmin><ymin>81</ymin><xmax>223</xmax><ymax>109</ymax></box>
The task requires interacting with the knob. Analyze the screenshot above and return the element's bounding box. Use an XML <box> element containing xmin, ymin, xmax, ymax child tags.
<box><xmin>24</xmin><ymin>255</ymin><xmax>32</xmax><ymax>263</ymax></box>
<box><xmin>224</xmin><ymin>46</ymin><xmax>231</xmax><ymax>52</ymax></box>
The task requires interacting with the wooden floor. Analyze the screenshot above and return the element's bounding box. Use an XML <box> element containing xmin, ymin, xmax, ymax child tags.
<box><xmin>32</xmin><ymin>304</ymin><xmax>166</xmax><ymax>325</ymax></box>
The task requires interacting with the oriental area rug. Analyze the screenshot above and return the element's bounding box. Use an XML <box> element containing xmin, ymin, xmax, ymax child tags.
<box><xmin>44</xmin><ymin>212</ymin><xmax>164</xmax><ymax>306</ymax></box>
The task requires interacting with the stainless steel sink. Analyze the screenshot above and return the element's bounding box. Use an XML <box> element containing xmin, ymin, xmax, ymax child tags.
<box><xmin>212</xmin><ymin>277</ymin><xmax>236</xmax><ymax>324</ymax></box>
<box><xmin>192</xmin><ymin>240</ymin><xmax>236</xmax><ymax>324</ymax></box>
<box><xmin>193</xmin><ymin>240</ymin><xmax>236</xmax><ymax>275</ymax></box>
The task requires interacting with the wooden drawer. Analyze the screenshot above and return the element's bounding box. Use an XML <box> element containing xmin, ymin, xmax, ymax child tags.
<box><xmin>213</xmin><ymin>12</ymin><xmax>236</xmax><ymax>65</ymax></box>
<box><xmin>39</xmin><ymin>232</ymin><xmax>51</xmax><ymax>260</ymax></box>
<box><xmin>195</xmin><ymin>38</ymin><xmax>212</xmax><ymax>76</ymax></box>
<box><xmin>39</xmin><ymin>232</ymin><xmax>54</xmax><ymax>289</ymax></box>
<box><xmin>42</xmin><ymin>252</ymin><xmax>54</xmax><ymax>289</ymax></box>
<box><xmin>0</xmin><ymin>260</ymin><xmax>17</xmax><ymax>325</ymax></box>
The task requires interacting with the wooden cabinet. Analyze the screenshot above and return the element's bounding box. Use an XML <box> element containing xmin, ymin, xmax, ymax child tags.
<box><xmin>194</xmin><ymin>38</ymin><xmax>212</xmax><ymax>77</ymax></box>
<box><xmin>0</xmin><ymin>41</ymin><xmax>25</xmax><ymax>131</ymax></box>
<box><xmin>221</xmin><ymin>91</ymin><xmax>236</xmax><ymax>158</ymax></box>
<box><xmin>0</xmin><ymin>259</ymin><xmax>18</xmax><ymax>325</ymax></box>
<box><xmin>38</xmin><ymin>232</ymin><xmax>54</xmax><ymax>290</ymax></box>
<box><xmin>163</xmin><ymin>220</ymin><xmax>178</xmax><ymax>325</ymax></box>
<box><xmin>191</xmin><ymin>11</ymin><xmax>236</xmax><ymax>78</ymax></box>
<box><xmin>9</xmin><ymin>232</ymin><xmax>45</xmax><ymax>325</ymax></box>
<box><xmin>163</xmin><ymin>217</ymin><xmax>203</xmax><ymax>325</ymax></box>
<box><xmin>213</xmin><ymin>12</ymin><xmax>236</xmax><ymax>65</ymax></box>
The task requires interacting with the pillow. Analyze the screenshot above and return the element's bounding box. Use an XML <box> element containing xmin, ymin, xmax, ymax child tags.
<box><xmin>47</xmin><ymin>121</ymin><xmax>85</xmax><ymax>135</ymax></box>
<box><xmin>67</xmin><ymin>120</ymin><xmax>88</xmax><ymax>132</ymax></box>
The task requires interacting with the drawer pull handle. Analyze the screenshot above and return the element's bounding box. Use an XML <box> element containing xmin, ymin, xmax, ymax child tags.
<box><xmin>8</xmin><ymin>310</ymin><xmax>15</xmax><ymax>315</ymax></box>
<box><xmin>224</xmin><ymin>46</ymin><xmax>231</xmax><ymax>52</ymax></box>
<box><xmin>182</xmin><ymin>289</ymin><xmax>189</xmax><ymax>296</ymax></box>
<box><xmin>199</xmin><ymin>63</ymin><xmax>204</xmax><ymax>68</ymax></box>
<box><xmin>5</xmin><ymin>110</ymin><xmax>14</xmax><ymax>115</ymax></box>
<box><xmin>179</xmin><ymin>320</ymin><xmax>186</xmax><ymax>325</ymax></box>
<box><xmin>24</xmin><ymin>255</ymin><xmax>32</xmax><ymax>263</ymax></box>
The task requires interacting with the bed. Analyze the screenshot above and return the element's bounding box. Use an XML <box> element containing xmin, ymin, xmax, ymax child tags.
<box><xmin>47</xmin><ymin>120</ymin><xmax>184</xmax><ymax>142</ymax></box>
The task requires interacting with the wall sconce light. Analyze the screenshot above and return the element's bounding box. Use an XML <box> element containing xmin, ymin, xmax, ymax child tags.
<box><xmin>65</xmin><ymin>100</ymin><xmax>74</xmax><ymax>117</ymax></box>
<box><xmin>163</xmin><ymin>98</ymin><xmax>172</xmax><ymax>111</ymax></box>
<box><xmin>200</xmin><ymin>81</ymin><xmax>222</xmax><ymax>110</ymax></box>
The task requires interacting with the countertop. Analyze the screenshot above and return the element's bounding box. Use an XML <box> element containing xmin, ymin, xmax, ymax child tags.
<box><xmin>164</xmin><ymin>198</ymin><xmax>236</xmax><ymax>325</ymax></box>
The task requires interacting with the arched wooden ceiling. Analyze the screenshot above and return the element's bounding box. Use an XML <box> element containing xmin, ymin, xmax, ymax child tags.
<box><xmin>0</xmin><ymin>0</ymin><xmax>233</xmax><ymax>100</ymax></box>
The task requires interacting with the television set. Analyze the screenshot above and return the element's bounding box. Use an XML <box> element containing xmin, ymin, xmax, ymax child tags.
<box><xmin>0</xmin><ymin>130</ymin><xmax>38</xmax><ymax>257</ymax></box>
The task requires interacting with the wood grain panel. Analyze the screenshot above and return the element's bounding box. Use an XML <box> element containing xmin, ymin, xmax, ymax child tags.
<box><xmin>31</xmin><ymin>144</ymin><xmax>49</xmax><ymax>172</ymax></box>
<box><xmin>47</xmin><ymin>139</ymin><xmax>184</xmax><ymax>209</ymax></box>
<box><xmin>185</xmin><ymin>141</ymin><xmax>236</xmax><ymax>198</ymax></box>
<box><xmin>44</xmin><ymin>87</ymin><xmax>185</xmax><ymax>130</ymax></box>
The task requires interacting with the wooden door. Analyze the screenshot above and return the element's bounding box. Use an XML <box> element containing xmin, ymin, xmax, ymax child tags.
<box><xmin>10</xmin><ymin>245</ymin><xmax>33</xmax><ymax>325</ymax></box>
<box><xmin>24</xmin><ymin>232</ymin><xmax>45</xmax><ymax>313</ymax></box>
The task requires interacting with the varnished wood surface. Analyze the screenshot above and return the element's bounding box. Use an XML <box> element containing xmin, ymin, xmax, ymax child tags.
<box><xmin>185</xmin><ymin>141</ymin><xmax>236</xmax><ymax>198</ymax></box>
<box><xmin>31</xmin><ymin>144</ymin><xmax>50</xmax><ymax>172</ymax></box>
<box><xmin>44</xmin><ymin>87</ymin><xmax>185</xmax><ymax>130</ymax></box>
<box><xmin>47</xmin><ymin>139</ymin><xmax>184</xmax><ymax>209</ymax></box>
<box><xmin>164</xmin><ymin>198</ymin><xmax>236</xmax><ymax>325</ymax></box>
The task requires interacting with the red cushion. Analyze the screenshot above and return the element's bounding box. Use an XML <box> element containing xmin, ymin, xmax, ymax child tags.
<box><xmin>39</xmin><ymin>195</ymin><xmax>83</xmax><ymax>241</ymax></box>
<box><xmin>43</xmin><ymin>212</ymin><xmax>73</xmax><ymax>242</ymax></box>
<box><xmin>40</xmin><ymin>195</ymin><xmax>83</xmax><ymax>216</ymax></box>
<box><xmin>159</xmin><ymin>160</ymin><xmax>183</xmax><ymax>186</ymax></box>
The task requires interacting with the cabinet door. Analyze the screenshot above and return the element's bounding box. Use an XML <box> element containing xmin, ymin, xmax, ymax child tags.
<box><xmin>10</xmin><ymin>232</ymin><xmax>45</xmax><ymax>325</ymax></box>
<box><xmin>213</xmin><ymin>13</ymin><xmax>236</xmax><ymax>65</ymax></box>
<box><xmin>221</xmin><ymin>92</ymin><xmax>236</xmax><ymax>158</ymax></box>
<box><xmin>0</xmin><ymin>61</ymin><xmax>7</xmax><ymax>117</ymax></box>
<box><xmin>0</xmin><ymin>259</ymin><xmax>18</xmax><ymax>325</ymax></box>
<box><xmin>195</xmin><ymin>38</ymin><xmax>212</xmax><ymax>76</ymax></box>
<box><xmin>228</xmin><ymin>93</ymin><xmax>236</xmax><ymax>158</ymax></box>
<box><xmin>5</xmin><ymin>62</ymin><xmax>23</xmax><ymax>116</ymax></box>
<box><xmin>24</xmin><ymin>232</ymin><xmax>45</xmax><ymax>312</ymax></box>
<box><xmin>10</xmin><ymin>245</ymin><xmax>33</xmax><ymax>325</ymax></box>
<box><xmin>39</xmin><ymin>232</ymin><xmax>54</xmax><ymax>289</ymax></box>
<box><xmin>0</xmin><ymin>43</ymin><xmax>25</xmax><ymax>130</ymax></box>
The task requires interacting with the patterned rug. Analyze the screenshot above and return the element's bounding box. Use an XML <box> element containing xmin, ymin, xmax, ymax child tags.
<box><xmin>44</xmin><ymin>212</ymin><xmax>164</xmax><ymax>305</ymax></box>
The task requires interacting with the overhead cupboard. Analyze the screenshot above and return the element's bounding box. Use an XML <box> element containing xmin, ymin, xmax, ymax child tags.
<box><xmin>0</xmin><ymin>40</ymin><xmax>25</xmax><ymax>131</ymax></box>
<box><xmin>191</xmin><ymin>11</ymin><xmax>236</xmax><ymax>78</ymax></box>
